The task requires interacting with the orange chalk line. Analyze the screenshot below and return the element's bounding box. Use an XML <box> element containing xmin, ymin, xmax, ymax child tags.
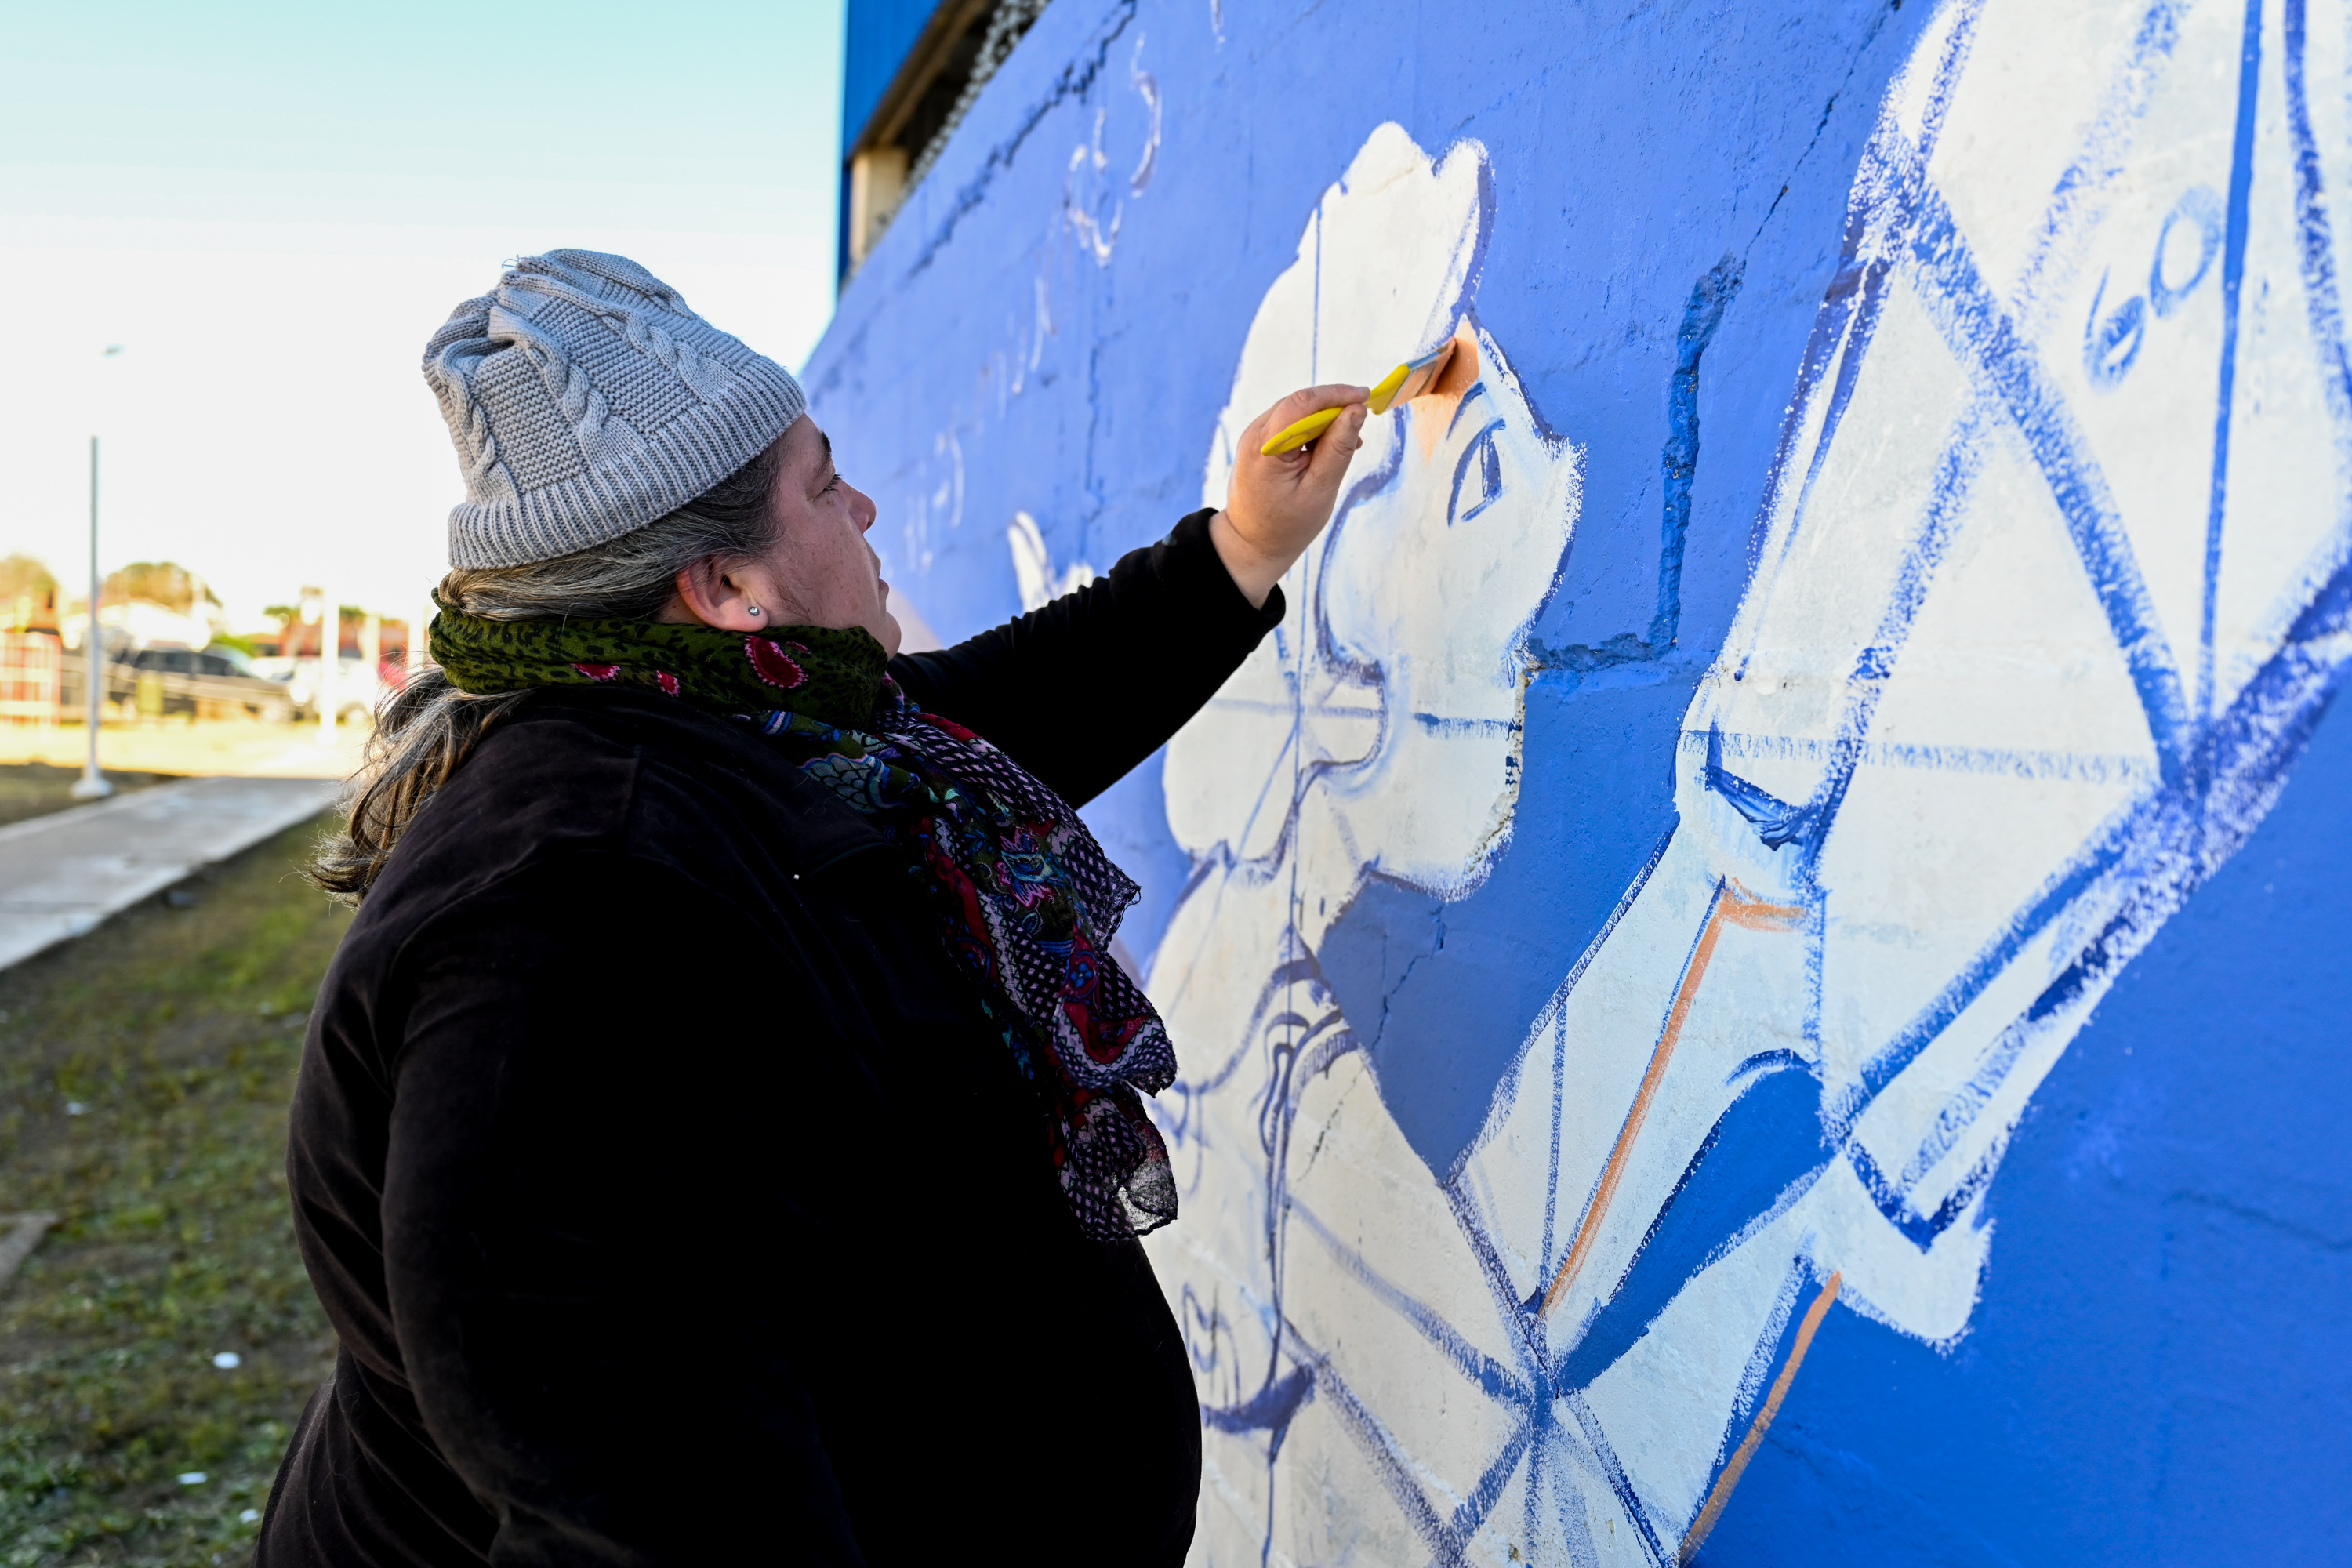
<box><xmin>1675</xmin><ymin>1272</ymin><xmax>1845</xmax><ymax>1565</ymax></box>
<box><xmin>1539</xmin><ymin>884</ymin><xmax>1802</xmax><ymax>1319</ymax></box>
<box><xmin>1719</xmin><ymin>888</ymin><xmax>1806</xmax><ymax>932</ymax></box>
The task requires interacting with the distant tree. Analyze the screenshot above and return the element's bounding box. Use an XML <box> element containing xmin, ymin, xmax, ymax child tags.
<box><xmin>103</xmin><ymin>561</ymin><xmax>219</xmax><ymax>614</ymax></box>
<box><xmin>1</xmin><ymin>554</ymin><xmax>58</xmax><ymax>631</ymax></box>
<box><xmin>0</xmin><ymin>554</ymin><xmax>56</xmax><ymax>604</ymax></box>
<box><xmin>259</xmin><ymin>601</ymin><xmax>372</xmax><ymax>626</ymax></box>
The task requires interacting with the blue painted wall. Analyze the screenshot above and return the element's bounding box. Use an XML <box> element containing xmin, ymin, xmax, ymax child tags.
<box><xmin>809</xmin><ymin>0</ymin><xmax>1918</xmax><ymax>1015</ymax></box>
<box><xmin>1709</xmin><ymin>688</ymin><xmax>2352</xmax><ymax>1561</ymax></box>
<box><xmin>802</xmin><ymin>0</ymin><xmax>2352</xmax><ymax>1557</ymax></box>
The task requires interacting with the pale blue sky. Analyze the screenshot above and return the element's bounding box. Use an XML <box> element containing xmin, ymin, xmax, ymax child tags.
<box><xmin>0</xmin><ymin>0</ymin><xmax>844</xmax><ymax>624</ymax></box>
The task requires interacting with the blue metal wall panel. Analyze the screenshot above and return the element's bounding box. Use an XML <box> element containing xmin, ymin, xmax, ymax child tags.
<box><xmin>840</xmin><ymin>0</ymin><xmax>942</xmax><ymax>153</ymax></box>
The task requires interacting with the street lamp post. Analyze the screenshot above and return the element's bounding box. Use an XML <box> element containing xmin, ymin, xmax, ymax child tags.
<box><xmin>69</xmin><ymin>433</ymin><xmax>110</xmax><ymax>801</ymax></box>
<box><xmin>70</xmin><ymin>343</ymin><xmax>124</xmax><ymax>802</ymax></box>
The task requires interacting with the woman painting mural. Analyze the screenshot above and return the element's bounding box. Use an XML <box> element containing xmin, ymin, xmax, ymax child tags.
<box><xmin>255</xmin><ymin>249</ymin><xmax>1367</xmax><ymax>1564</ymax></box>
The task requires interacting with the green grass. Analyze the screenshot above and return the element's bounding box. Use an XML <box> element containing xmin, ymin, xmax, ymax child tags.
<box><xmin>0</xmin><ymin>817</ymin><xmax>352</xmax><ymax>1566</ymax></box>
<box><xmin>0</xmin><ymin>765</ymin><xmax>176</xmax><ymax>832</ymax></box>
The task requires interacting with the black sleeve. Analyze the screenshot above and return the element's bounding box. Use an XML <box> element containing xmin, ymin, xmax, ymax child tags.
<box><xmin>378</xmin><ymin>855</ymin><xmax>866</xmax><ymax>1566</ymax></box>
<box><xmin>888</xmin><ymin>507</ymin><xmax>1284</xmax><ymax>808</ymax></box>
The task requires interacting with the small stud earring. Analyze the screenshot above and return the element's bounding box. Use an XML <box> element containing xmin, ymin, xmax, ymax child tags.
<box><xmin>747</xmin><ymin>604</ymin><xmax>764</xmax><ymax>618</ymax></box>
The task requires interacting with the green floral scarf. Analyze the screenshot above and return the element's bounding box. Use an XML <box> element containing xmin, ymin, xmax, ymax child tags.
<box><xmin>427</xmin><ymin>597</ymin><xmax>888</xmax><ymax>731</ymax></box>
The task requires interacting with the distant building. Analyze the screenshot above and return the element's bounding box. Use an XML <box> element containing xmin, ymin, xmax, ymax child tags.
<box><xmin>839</xmin><ymin>0</ymin><xmax>1048</xmax><ymax>278</ymax></box>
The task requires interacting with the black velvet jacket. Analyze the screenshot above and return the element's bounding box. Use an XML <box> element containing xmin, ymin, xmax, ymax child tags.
<box><xmin>257</xmin><ymin>510</ymin><xmax>1279</xmax><ymax>1566</ymax></box>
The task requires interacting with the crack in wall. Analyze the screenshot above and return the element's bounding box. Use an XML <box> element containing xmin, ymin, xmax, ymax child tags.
<box><xmin>1752</xmin><ymin>0</ymin><xmax>1906</xmax><ymax>244</ymax></box>
<box><xmin>1531</xmin><ymin>2</ymin><xmax>1900</xmax><ymax>680</ymax></box>
<box><xmin>1292</xmin><ymin>1065</ymin><xmax>1367</xmax><ymax>1184</ymax></box>
<box><xmin>909</xmin><ymin>0</ymin><xmax>1142</xmax><ymax>277</ymax></box>
<box><xmin>1363</xmin><ymin>905</ymin><xmax>1449</xmax><ymax>1051</ymax></box>
<box><xmin>1083</xmin><ymin>330</ymin><xmax>1111</xmax><ymax>535</ymax></box>
<box><xmin>2169</xmin><ymin>1189</ymin><xmax>2352</xmax><ymax>1251</ymax></box>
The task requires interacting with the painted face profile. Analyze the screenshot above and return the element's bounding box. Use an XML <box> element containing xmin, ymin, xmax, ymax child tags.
<box><xmin>1167</xmin><ymin>122</ymin><xmax>1580</xmax><ymax>919</ymax></box>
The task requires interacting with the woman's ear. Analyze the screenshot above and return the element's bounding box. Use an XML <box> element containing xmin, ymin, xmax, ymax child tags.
<box><xmin>664</xmin><ymin>557</ymin><xmax>771</xmax><ymax>630</ymax></box>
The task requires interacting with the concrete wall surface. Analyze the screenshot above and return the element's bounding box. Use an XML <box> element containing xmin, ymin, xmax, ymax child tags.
<box><xmin>801</xmin><ymin>0</ymin><xmax>2352</xmax><ymax>1559</ymax></box>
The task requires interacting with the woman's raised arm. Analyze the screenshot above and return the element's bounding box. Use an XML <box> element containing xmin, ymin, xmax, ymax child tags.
<box><xmin>888</xmin><ymin>384</ymin><xmax>1370</xmax><ymax>807</ymax></box>
<box><xmin>889</xmin><ymin>509</ymin><xmax>1274</xmax><ymax>808</ymax></box>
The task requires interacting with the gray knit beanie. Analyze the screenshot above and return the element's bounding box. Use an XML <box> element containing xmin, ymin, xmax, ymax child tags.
<box><xmin>424</xmin><ymin>249</ymin><xmax>807</xmax><ymax>569</ymax></box>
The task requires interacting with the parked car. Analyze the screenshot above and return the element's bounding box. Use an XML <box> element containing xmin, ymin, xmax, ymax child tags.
<box><xmin>125</xmin><ymin>645</ymin><xmax>300</xmax><ymax>722</ymax></box>
<box><xmin>249</xmin><ymin>654</ymin><xmax>384</xmax><ymax>724</ymax></box>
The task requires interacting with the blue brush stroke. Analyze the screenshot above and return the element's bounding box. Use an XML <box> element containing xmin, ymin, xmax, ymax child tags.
<box><xmin>1750</xmin><ymin>0</ymin><xmax>1983</xmax><ymax>608</ymax></box>
<box><xmin>1691</xmin><ymin>730</ymin><xmax>2159</xmax><ymax>786</ymax></box>
<box><xmin>1290</xmin><ymin>1200</ymin><xmax>1534</xmax><ymax>1410</ymax></box>
<box><xmin>1902</xmin><ymin>178</ymin><xmax>2192</xmax><ymax>785</ymax></box>
<box><xmin>1655</xmin><ymin>258</ymin><xmax>1748</xmax><ymax>651</ymax></box>
<box><xmin>1783</xmin><ymin>397</ymin><xmax>1996</xmax><ymax>882</ymax></box>
<box><xmin>1290</xmin><ymin>1334</ymin><xmax>1489</xmax><ymax>1568</ymax></box>
<box><xmin>2282</xmin><ymin>0</ymin><xmax>2352</xmax><ymax>488</ymax></box>
<box><xmin>1203</xmin><ymin>1363</ymin><xmax>1316</xmax><ymax>1436</ymax></box>
<box><xmin>2197</xmin><ymin>0</ymin><xmax>2266</xmax><ymax>733</ymax></box>
<box><xmin>1554</xmin><ymin>1065</ymin><xmax>1833</xmax><ymax>1392</ymax></box>
<box><xmin>1562</xmin><ymin>1389</ymin><xmax>1673</xmax><ymax>1566</ymax></box>
<box><xmin>1704</xmin><ymin>723</ymin><xmax>1820</xmax><ymax>849</ymax></box>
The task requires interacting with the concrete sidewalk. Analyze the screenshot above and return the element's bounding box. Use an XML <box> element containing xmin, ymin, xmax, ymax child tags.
<box><xmin>0</xmin><ymin>775</ymin><xmax>343</xmax><ymax>973</ymax></box>
<box><xmin>0</xmin><ymin>720</ymin><xmax>365</xmax><ymax>780</ymax></box>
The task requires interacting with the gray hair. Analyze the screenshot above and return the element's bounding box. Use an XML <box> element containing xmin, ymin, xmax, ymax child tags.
<box><xmin>307</xmin><ymin>437</ymin><xmax>786</xmax><ymax>902</ymax></box>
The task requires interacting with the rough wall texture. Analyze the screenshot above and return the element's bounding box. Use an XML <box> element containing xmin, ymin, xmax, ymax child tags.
<box><xmin>800</xmin><ymin>0</ymin><xmax>2352</xmax><ymax>1559</ymax></box>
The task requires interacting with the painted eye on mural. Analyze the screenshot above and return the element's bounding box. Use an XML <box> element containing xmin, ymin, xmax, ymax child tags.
<box><xmin>1449</xmin><ymin>418</ymin><xmax>1506</xmax><ymax>524</ymax></box>
<box><xmin>2083</xmin><ymin>270</ymin><xmax>2146</xmax><ymax>389</ymax></box>
<box><xmin>2150</xmin><ymin>186</ymin><xmax>2223</xmax><ymax>318</ymax></box>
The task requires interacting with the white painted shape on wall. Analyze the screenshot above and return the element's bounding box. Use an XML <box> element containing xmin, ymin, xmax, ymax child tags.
<box><xmin>1576</xmin><ymin>1207</ymin><xmax>1812</xmax><ymax>1531</ymax></box>
<box><xmin>1172</xmin><ymin>126</ymin><xmax>1577</xmax><ymax>907</ymax></box>
<box><xmin>1197</xmin><ymin>123</ymin><xmax>1490</xmax><ymax>514</ymax></box>
<box><xmin>1007</xmin><ymin>510</ymin><xmax>1096</xmax><ymax>612</ymax></box>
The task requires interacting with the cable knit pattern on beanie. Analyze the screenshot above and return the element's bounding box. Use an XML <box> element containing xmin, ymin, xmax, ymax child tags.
<box><xmin>423</xmin><ymin>249</ymin><xmax>808</xmax><ymax>569</ymax></box>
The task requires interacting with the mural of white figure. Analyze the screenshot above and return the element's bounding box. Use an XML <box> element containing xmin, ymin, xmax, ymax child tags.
<box><xmin>1146</xmin><ymin>0</ymin><xmax>2352</xmax><ymax>1562</ymax></box>
<box><xmin>1140</xmin><ymin>121</ymin><xmax>1584</xmax><ymax>1563</ymax></box>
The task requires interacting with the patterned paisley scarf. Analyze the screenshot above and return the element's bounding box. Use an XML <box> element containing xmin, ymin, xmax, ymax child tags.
<box><xmin>429</xmin><ymin>603</ymin><xmax>1178</xmax><ymax>1239</ymax></box>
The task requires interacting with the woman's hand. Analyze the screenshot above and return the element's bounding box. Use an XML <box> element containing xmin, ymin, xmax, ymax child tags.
<box><xmin>1211</xmin><ymin>383</ymin><xmax>1371</xmax><ymax>608</ymax></box>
